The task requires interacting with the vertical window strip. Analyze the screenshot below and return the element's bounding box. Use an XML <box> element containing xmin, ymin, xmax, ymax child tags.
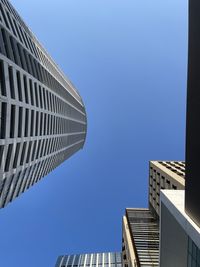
<box><xmin>18</xmin><ymin>106</ymin><xmax>23</xmax><ymax>137</ymax></box>
<box><xmin>0</xmin><ymin>102</ymin><xmax>7</xmax><ymax>138</ymax></box>
<box><xmin>6</xmin><ymin>10</ymin><xmax>16</xmax><ymax>36</ymax></box>
<box><xmin>8</xmin><ymin>66</ymin><xmax>15</xmax><ymax>98</ymax></box>
<box><xmin>10</xmin><ymin>104</ymin><xmax>15</xmax><ymax>138</ymax></box>
<box><xmin>13</xmin><ymin>142</ymin><xmax>20</xmax><ymax>168</ymax></box>
<box><xmin>0</xmin><ymin>3</ymin><xmax>10</xmax><ymax>29</ymax></box>
<box><xmin>0</xmin><ymin>60</ymin><xmax>6</xmax><ymax>96</ymax></box>
<box><xmin>5</xmin><ymin>143</ymin><xmax>12</xmax><ymax>172</ymax></box>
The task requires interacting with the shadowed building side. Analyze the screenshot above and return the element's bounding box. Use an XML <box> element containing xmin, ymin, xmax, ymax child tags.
<box><xmin>185</xmin><ymin>0</ymin><xmax>200</xmax><ymax>227</ymax></box>
<box><xmin>0</xmin><ymin>0</ymin><xmax>87</xmax><ymax>208</ymax></box>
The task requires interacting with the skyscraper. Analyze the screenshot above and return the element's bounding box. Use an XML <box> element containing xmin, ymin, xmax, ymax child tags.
<box><xmin>55</xmin><ymin>253</ymin><xmax>122</xmax><ymax>267</ymax></box>
<box><xmin>185</xmin><ymin>0</ymin><xmax>200</xmax><ymax>228</ymax></box>
<box><xmin>0</xmin><ymin>0</ymin><xmax>87</xmax><ymax>207</ymax></box>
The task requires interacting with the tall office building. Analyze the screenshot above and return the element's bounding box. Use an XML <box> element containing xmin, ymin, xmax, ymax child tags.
<box><xmin>55</xmin><ymin>252</ymin><xmax>122</xmax><ymax>267</ymax></box>
<box><xmin>185</xmin><ymin>0</ymin><xmax>200</xmax><ymax>228</ymax></box>
<box><xmin>122</xmin><ymin>161</ymin><xmax>185</xmax><ymax>267</ymax></box>
<box><xmin>0</xmin><ymin>0</ymin><xmax>87</xmax><ymax>207</ymax></box>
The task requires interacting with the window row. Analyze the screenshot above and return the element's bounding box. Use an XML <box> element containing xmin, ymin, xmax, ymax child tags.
<box><xmin>149</xmin><ymin>175</ymin><xmax>178</xmax><ymax>191</ymax></box>
<box><xmin>1</xmin><ymin>0</ymin><xmax>81</xmax><ymax>99</ymax></box>
<box><xmin>157</xmin><ymin>161</ymin><xmax>185</xmax><ymax>177</ymax></box>
<box><xmin>0</xmin><ymin>1</ymin><xmax>39</xmax><ymax>59</ymax></box>
<box><xmin>0</xmin><ymin>102</ymin><xmax>86</xmax><ymax>139</ymax></box>
<box><xmin>0</xmin><ymin>64</ymin><xmax>85</xmax><ymax>121</ymax></box>
<box><xmin>0</xmin><ymin>134</ymin><xmax>82</xmax><ymax>207</ymax></box>
<box><xmin>0</xmin><ymin>156</ymin><xmax>50</xmax><ymax>207</ymax></box>
<box><xmin>58</xmin><ymin>253</ymin><xmax>122</xmax><ymax>267</ymax></box>
<box><xmin>0</xmin><ymin>24</ymin><xmax>84</xmax><ymax>112</ymax></box>
<box><xmin>0</xmin><ymin>134</ymin><xmax>84</xmax><ymax>173</ymax></box>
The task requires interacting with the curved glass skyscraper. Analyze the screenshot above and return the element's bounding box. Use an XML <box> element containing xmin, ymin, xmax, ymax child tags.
<box><xmin>0</xmin><ymin>0</ymin><xmax>87</xmax><ymax>207</ymax></box>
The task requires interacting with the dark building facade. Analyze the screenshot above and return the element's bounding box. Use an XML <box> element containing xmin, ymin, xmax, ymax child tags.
<box><xmin>185</xmin><ymin>0</ymin><xmax>200</xmax><ymax>227</ymax></box>
<box><xmin>0</xmin><ymin>0</ymin><xmax>87</xmax><ymax>207</ymax></box>
<box><xmin>55</xmin><ymin>253</ymin><xmax>122</xmax><ymax>267</ymax></box>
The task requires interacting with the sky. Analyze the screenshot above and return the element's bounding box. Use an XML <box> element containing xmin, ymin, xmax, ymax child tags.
<box><xmin>0</xmin><ymin>0</ymin><xmax>187</xmax><ymax>266</ymax></box>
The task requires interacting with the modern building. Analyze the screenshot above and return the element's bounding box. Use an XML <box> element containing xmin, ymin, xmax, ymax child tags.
<box><xmin>0</xmin><ymin>0</ymin><xmax>87</xmax><ymax>207</ymax></box>
<box><xmin>55</xmin><ymin>252</ymin><xmax>122</xmax><ymax>267</ymax></box>
<box><xmin>122</xmin><ymin>161</ymin><xmax>186</xmax><ymax>267</ymax></box>
<box><xmin>149</xmin><ymin>161</ymin><xmax>185</xmax><ymax>217</ymax></box>
<box><xmin>122</xmin><ymin>208</ymin><xmax>159</xmax><ymax>267</ymax></box>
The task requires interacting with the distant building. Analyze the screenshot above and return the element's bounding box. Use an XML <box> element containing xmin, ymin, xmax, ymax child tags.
<box><xmin>55</xmin><ymin>253</ymin><xmax>122</xmax><ymax>267</ymax></box>
<box><xmin>0</xmin><ymin>0</ymin><xmax>87</xmax><ymax>207</ymax></box>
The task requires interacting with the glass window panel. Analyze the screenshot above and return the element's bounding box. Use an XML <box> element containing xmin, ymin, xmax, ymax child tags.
<box><xmin>110</xmin><ymin>253</ymin><xmax>115</xmax><ymax>264</ymax></box>
<box><xmin>116</xmin><ymin>253</ymin><xmax>122</xmax><ymax>263</ymax></box>
<box><xmin>192</xmin><ymin>242</ymin><xmax>197</xmax><ymax>259</ymax></box>
<box><xmin>80</xmin><ymin>255</ymin><xmax>85</xmax><ymax>265</ymax></box>
<box><xmin>104</xmin><ymin>254</ymin><xmax>109</xmax><ymax>264</ymax></box>
<box><xmin>73</xmin><ymin>255</ymin><xmax>80</xmax><ymax>265</ymax></box>
<box><xmin>86</xmin><ymin>254</ymin><xmax>91</xmax><ymax>265</ymax></box>
<box><xmin>68</xmin><ymin>255</ymin><xmax>74</xmax><ymax>265</ymax></box>
<box><xmin>192</xmin><ymin>259</ymin><xmax>196</xmax><ymax>267</ymax></box>
<box><xmin>92</xmin><ymin>254</ymin><xmax>97</xmax><ymax>265</ymax></box>
<box><xmin>98</xmin><ymin>254</ymin><xmax>102</xmax><ymax>265</ymax></box>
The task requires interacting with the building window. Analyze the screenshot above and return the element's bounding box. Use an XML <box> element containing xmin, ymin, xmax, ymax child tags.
<box><xmin>187</xmin><ymin>237</ymin><xmax>200</xmax><ymax>267</ymax></box>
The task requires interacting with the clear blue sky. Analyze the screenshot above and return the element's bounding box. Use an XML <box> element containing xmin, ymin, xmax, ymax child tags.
<box><xmin>1</xmin><ymin>0</ymin><xmax>187</xmax><ymax>266</ymax></box>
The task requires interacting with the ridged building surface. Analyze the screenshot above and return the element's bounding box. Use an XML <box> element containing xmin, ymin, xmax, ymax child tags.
<box><xmin>55</xmin><ymin>253</ymin><xmax>122</xmax><ymax>267</ymax></box>
<box><xmin>0</xmin><ymin>0</ymin><xmax>87</xmax><ymax>207</ymax></box>
<box><xmin>123</xmin><ymin>208</ymin><xmax>159</xmax><ymax>267</ymax></box>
